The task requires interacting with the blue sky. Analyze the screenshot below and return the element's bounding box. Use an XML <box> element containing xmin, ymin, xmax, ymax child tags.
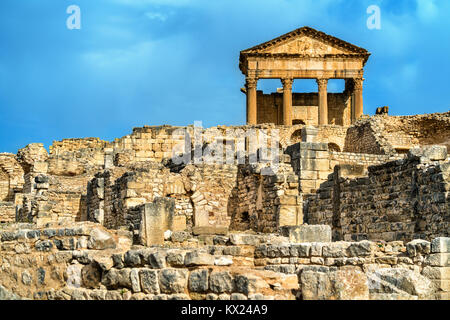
<box><xmin>0</xmin><ymin>0</ymin><xmax>449</xmax><ymax>153</ymax></box>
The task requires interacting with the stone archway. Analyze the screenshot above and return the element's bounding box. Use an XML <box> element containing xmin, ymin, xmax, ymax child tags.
<box><xmin>290</xmin><ymin>129</ymin><xmax>303</xmax><ymax>143</ymax></box>
<box><xmin>292</xmin><ymin>119</ymin><xmax>306</xmax><ymax>125</ymax></box>
<box><xmin>328</xmin><ymin>143</ymin><xmax>341</xmax><ymax>152</ymax></box>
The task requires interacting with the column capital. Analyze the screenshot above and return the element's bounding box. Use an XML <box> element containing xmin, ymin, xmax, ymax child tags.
<box><xmin>353</xmin><ymin>78</ymin><xmax>364</xmax><ymax>92</ymax></box>
<box><xmin>245</xmin><ymin>77</ymin><xmax>258</xmax><ymax>89</ymax></box>
<box><xmin>316</xmin><ymin>78</ymin><xmax>328</xmax><ymax>90</ymax></box>
<box><xmin>281</xmin><ymin>78</ymin><xmax>293</xmax><ymax>90</ymax></box>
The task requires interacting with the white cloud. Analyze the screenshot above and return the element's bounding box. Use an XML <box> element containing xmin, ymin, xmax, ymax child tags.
<box><xmin>111</xmin><ymin>0</ymin><xmax>196</xmax><ymax>7</ymax></box>
<box><xmin>416</xmin><ymin>0</ymin><xmax>438</xmax><ymax>23</ymax></box>
<box><xmin>81</xmin><ymin>41</ymin><xmax>156</xmax><ymax>69</ymax></box>
<box><xmin>145</xmin><ymin>11</ymin><xmax>170</xmax><ymax>22</ymax></box>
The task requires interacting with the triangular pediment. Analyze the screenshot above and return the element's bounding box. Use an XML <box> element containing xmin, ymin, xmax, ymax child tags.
<box><xmin>261</xmin><ymin>35</ymin><xmax>350</xmax><ymax>55</ymax></box>
<box><xmin>241</xmin><ymin>26</ymin><xmax>369</xmax><ymax>56</ymax></box>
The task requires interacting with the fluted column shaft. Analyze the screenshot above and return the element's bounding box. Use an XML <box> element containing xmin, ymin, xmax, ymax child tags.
<box><xmin>353</xmin><ymin>78</ymin><xmax>364</xmax><ymax>121</ymax></box>
<box><xmin>246</xmin><ymin>77</ymin><xmax>258</xmax><ymax>125</ymax></box>
<box><xmin>316</xmin><ymin>78</ymin><xmax>328</xmax><ymax>125</ymax></box>
<box><xmin>281</xmin><ymin>78</ymin><xmax>293</xmax><ymax>125</ymax></box>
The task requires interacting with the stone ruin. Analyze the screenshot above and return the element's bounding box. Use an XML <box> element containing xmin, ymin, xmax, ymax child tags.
<box><xmin>0</xmin><ymin>26</ymin><xmax>449</xmax><ymax>300</ymax></box>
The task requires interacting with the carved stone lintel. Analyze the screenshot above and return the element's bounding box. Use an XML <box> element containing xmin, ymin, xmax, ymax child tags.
<box><xmin>353</xmin><ymin>78</ymin><xmax>364</xmax><ymax>92</ymax></box>
<box><xmin>316</xmin><ymin>78</ymin><xmax>328</xmax><ymax>90</ymax></box>
<box><xmin>246</xmin><ymin>77</ymin><xmax>258</xmax><ymax>89</ymax></box>
<box><xmin>281</xmin><ymin>78</ymin><xmax>293</xmax><ymax>90</ymax></box>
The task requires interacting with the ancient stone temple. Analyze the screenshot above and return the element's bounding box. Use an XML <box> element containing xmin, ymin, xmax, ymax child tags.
<box><xmin>0</xmin><ymin>25</ymin><xmax>449</xmax><ymax>301</ymax></box>
<box><xmin>240</xmin><ymin>26</ymin><xmax>370</xmax><ymax>126</ymax></box>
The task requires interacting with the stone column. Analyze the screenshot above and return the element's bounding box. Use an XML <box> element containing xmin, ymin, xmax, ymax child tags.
<box><xmin>246</xmin><ymin>77</ymin><xmax>258</xmax><ymax>125</ymax></box>
<box><xmin>353</xmin><ymin>78</ymin><xmax>364</xmax><ymax>120</ymax></box>
<box><xmin>281</xmin><ymin>78</ymin><xmax>293</xmax><ymax>125</ymax></box>
<box><xmin>316</xmin><ymin>78</ymin><xmax>328</xmax><ymax>125</ymax></box>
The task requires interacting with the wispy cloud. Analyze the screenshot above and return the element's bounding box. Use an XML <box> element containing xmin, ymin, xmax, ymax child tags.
<box><xmin>416</xmin><ymin>0</ymin><xmax>438</xmax><ymax>23</ymax></box>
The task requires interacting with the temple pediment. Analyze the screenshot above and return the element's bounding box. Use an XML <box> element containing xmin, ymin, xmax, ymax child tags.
<box><xmin>259</xmin><ymin>36</ymin><xmax>349</xmax><ymax>55</ymax></box>
<box><xmin>241</xmin><ymin>26</ymin><xmax>369</xmax><ymax>57</ymax></box>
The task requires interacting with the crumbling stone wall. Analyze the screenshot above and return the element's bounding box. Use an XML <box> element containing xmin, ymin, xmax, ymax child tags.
<box><xmin>344</xmin><ymin>112</ymin><xmax>450</xmax><ymax>155</ymax></box>
<box><xmin>380</xmin><ymin>112</ymin><xmax>450</xmax><ymax>152</ymax></box>
<box><xmin>0</xmin><ymin>202</ymin><xmax>15</xmax><ymax>223</ymax></box>
<box><xmin>344</xmin><ymin>117</ymin><xmax>395</xmax><ymax>155</ymax></box>
<box><xmin>0</xmin><ymin>221</ymin><xmax>131</xmax><ymax>300</ymax></box>
<box><xmin>316</xmin><ymin>125</ymin><xmax>348</xmax><ymax>152</ymax></box>
<box><xmin>1</xmin><ymin>221</ymin><xmax>448</xmax><ymax>300</ymax></box>
<box><xmin>87</xmin><ymin>163</ymin><xmax>239</xmax><ymax>233</ymax></box>
<box><xmin>229</xmin><ymin>160</ymin><xmax>302</xmax><ymax>233</ymax></box>
<box><xmin>306</xmin><ymin>154</ymin><xmax>450</xmax><ymax>242</ymax></box>
<box><xmin>0</xmin><ymin>153</ymin><xmax>24</xmax><ymax>203</ymax></box>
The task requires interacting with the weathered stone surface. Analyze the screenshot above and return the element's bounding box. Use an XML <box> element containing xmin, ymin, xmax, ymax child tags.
<box><xmin>158</xmin><ymin>269</ymin><xmax>187</xmax><ymax>294</ymax></box>
<box><xmin>166</xmin><ymin>251</ymin><xmax>186</xmax><ymax>267</ymax></box>
<box><xmin>87</xmin><ymin>228</ymin><xmax>116</xmax><ymax>250</ymax></box>
<box><xmin>188</xmin><ymin>269</ymin><xmax>209</xmax><ymax>293</ymax></box>
<box><xmin>184</xmin><ymin>251</ymin><xmax>215</xmax><ymax>266</ymax></box>
<box><xmin>148</xmin><ymin>252</ymin><xmax>167</xmax><ymax>269</ymax></box>
<box><xmin>322</xmin><ymin>242</ymin><xmax>351</xmax><ymax>258</ymax></box>
<box><xmin>124</xmin><ymin>250</ymin><xmax>142</xmax><ymax>267</ymax></box>
<box><xmin>300</xmin><ymin>268</ymin><xmax>368</xmax><ymax>300</ymax></box>
<box><xmin>171</xmin><ymin>231</ymin><xmax>190</xmax><ymax>242</ymax></box>
<box><xmin>229</xmin><ymin>233</ymin><xmax>261</xmax><ymax>246</ymax></box>
<box><xmin>214</xmin><ymin>256</ymin><xmax>233</xmax><ymax>266</ymax></box>
<box><xmin>66</xmin><ymin>264</ymin><xmax>83</xmax><ymax>288</ymax></box>
<box><xmin>192</xmin><ymin>226</ymin><xmax>228</xmax><ymax>236</ymax></box>
<box><xmin>347</xmin><ymin>241</ymin><xmax>373</xmax><ymax>257</ymax></box>
<box><xmin>409</xmin><ymin>145</ymin><xmax>447</xmax><ymax>161</ymax></box>
<box><xmin>280</xmin><ymin>225</ymin><xmax>331</xmax><ymax>243</ymax></box>
<box><xmin>139</xmin><ymin>269</ymin><xmax>159</xmax><ymax>294</ymax></box>
<box><xmin>234</xmin><ymin>274</ymin><xmax>270</xmax><ymax>295</ymax></box>
<box><xmin>130</xmin><ymin>269</ymin><xmax>141</xmax><ymax>293</ymax></box>
<box><xmin>425</xmin><ymin>253</ymin><xmax>450</xmax><ymax>267</ymax></box>
<box><xmin>209</xmin><ymin>271</ymin><xmax>234</xmax><ymax>293</ymax></box>
<box><xmin>367</xmin><ymin>268</ymin><xmax>434</xmax><ymax>299</ymax></box>
<box><xmin>431</xmin><ymin>237</ymin><xmax>450</xmax><ymax>253</ymax></box>
<box><xmin>0</xmin><ymin>285</ymin><xmax>24</xmax><ymax>300</ymax></box>
<box><xmin>81</xmin><ymin>263</ymin><xmax>102</xmax><ymax>289</ymax></box>
<box><xmin>406</xmin><ymin>239</ymin><xmax>431</xmax><ymax>257</ymax></box>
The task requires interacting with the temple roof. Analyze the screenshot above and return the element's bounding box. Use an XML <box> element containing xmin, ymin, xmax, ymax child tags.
<box><xmin>240</xmin><ymin>26</ymin><xmax>370</xmax><ymax>66</ymax></box>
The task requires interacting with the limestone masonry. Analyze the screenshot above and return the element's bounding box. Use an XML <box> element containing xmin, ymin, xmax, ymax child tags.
<box><xmin>0</xmin><ymin>26</ymin><xmax>449</xmax><ymax>300</ymax></box>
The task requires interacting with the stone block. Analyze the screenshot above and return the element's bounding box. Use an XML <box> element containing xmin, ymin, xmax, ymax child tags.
<box><xmin>367</xmin><ymin>268</ymin><xmax>434</xmax><ymax>299</ymax></box>
<box><xmin>170</xmin><ymin>215</ymin><xmax>187</xmax><ymax>232</ymax></box>
<box><xmin>406</xmin><ymin>239</ymin><xmax>431</xmax><ymax>257</ymax></box>
<box><xmin>301</xmin><ymin>126</ymin><xmax>318</xmax><ymax>143</ymax></box>
<box><xmin>229</xmin><ymin>233</ymin><xmax>261</xmax><ymax>246</ymax></box>
<box><xmin>158</xmin><ymin>269</ymin><xmax>187</xmax><ymax>294</ymax></box>
<box><xmin>300</xmin><ymin>268</ymin><xmax>369</xmax><ymax>300</ymax></box>
<box><xmin>188</xmin><ymin>269</ymin><xmax>209</xmax><ymax>293</ymax></box>
<box><xmin>139</xmin><ymin>269</ymin><xmax>160</xmax><ymax>294</ymax></box>
<box><xmin>431</xmin><ymin>237</ymin><xmax>450</xmax><ymax>253</ymax></box>
<box><xmin>234</xmin><ymin>274</ymin><xmax>269</xmax><ymax>295</ymax></box>
<box><xmin>139</xmin><ymin>198</ymin><xmax>175</xmax><ymax>246</ymax></box>
<box><xmin>300</xmin><ymin>170</ymin><xmax>317</xmax><ymax>180</ymax></box>
<box><xmin>425</xmin><ymin>253</ymin><xmax>450</xmax><ymax>267</ymax></box>
<box><xmin>322</xmin><ymin>242</ymin><xmax>351</xmax><ymax>258</ymax></box>
<box><xmin>280</xmin><ymin>225</ymin><xmax>331</xmax><ymax>243</ymax></box>
<box><xmin>184</xmin><ymin>251</ymin><xmax>215</xmax><ymax>266</ymax></box>
<box><xmin>409</xmin><ymin>145</ymin><xmax>447</xmax><ymax>161</ymax></box>
<box><xmin>278</xmin><ymin>206</ymin><xmax>299</xmax><ymax>227</ymax></box>
<box><xmin>209</xmin><ymin>271</ymin><xmax>234</xmax><ymax>293</ymax></box>
<box><xmin>422</xmin><ymin>266</ymin><xmax>450</xmax><ymax>280</ymax></box>
<box><xmin>87</xmin><ymin>228</ymin><xmax>116</xmax><ymax>250</ymax></box>
<box><xmin>192</xmin><ymin>226</ymin><xmax>228</xmax><ymax>236</ymax></box>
